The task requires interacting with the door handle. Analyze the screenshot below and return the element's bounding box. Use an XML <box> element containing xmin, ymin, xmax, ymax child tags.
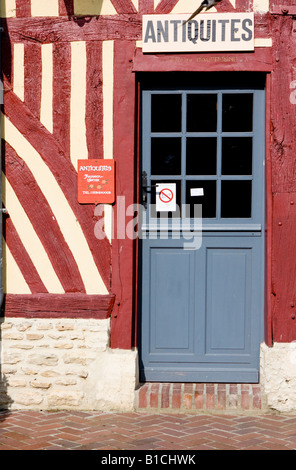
<box><xmin>142</xmin><ymin>171</ymin><xmax>157</xmax><ymax>208</ymax></box>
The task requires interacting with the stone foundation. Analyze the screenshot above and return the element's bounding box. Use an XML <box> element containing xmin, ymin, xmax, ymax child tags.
<box><xmin>0</xmin><ymin>317</ymin><xmax>138</xmax><ymax>411</ymax></box>
<box><xmin>2</xmin><ymin>318</ymin><xmax>296</xmax><ymax>413</ymax></box>
<box><xmin>260</xmin><ymin>342</ymin><xmax>296</xmax><ymax>412</ymax></box>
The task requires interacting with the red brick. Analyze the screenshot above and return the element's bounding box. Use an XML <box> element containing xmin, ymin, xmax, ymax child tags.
<box><xmin>194</xmin><ymin>384</ymin><xmax>204</xmax><ymax>409</ymax></box>
<box><xmin>150</xmin><ymin>384</ymin><xmax>159</xmax><ymax>408</ymax></box>
<box><xmin>217</xmin><ymin>384</ymin><xmax>226</xmax><ymax>409</ymax></box>
<box><xmin>138</xmin><ymin>384</ymin><xmax>149</xmax><ymax>408</ymax></box>
<box><xmin>252</xmin><ymin>385</ymin><xmax>262</xmax><ymax>409</ymax></box>
<box><xmin>183</xmin><ymin>384</ymin><xmax>193</xmax><ymax>409</ymax></box>
<box><xmin>241</xmin><ymin>386</ymin><xmax>250</xmax><ymax>410</ymax></box>
<box><xmin>161</xmin><ymin>384</ymin><xmax>170</xmax><ymax>408</ymax></box>
<box><xmin>206</xmin><ymin>384</ymin><xmax>215</xmax><ymax>409</ymax></box>
<box><xmin>172</xmin><ymin>384</ymin><xmax>181</xmax><ymax>408</ymax></box>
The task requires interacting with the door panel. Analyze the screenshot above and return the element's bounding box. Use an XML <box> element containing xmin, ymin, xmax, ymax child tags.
<box><xmin>139</xmin><ymin>76</ymin><xmax>265</xmax><ymax>383</ymax></box>
<box><xmin>206</xmin><ymin>248</ymin><xmax>251</xmax><ymax>353</ymax></box>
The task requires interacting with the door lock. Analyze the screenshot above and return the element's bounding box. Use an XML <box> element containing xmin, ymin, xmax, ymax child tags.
<box><xmin>142</xmin><ymin>171</ymin><xmax>157</xmax><ymax>208</ymax></box>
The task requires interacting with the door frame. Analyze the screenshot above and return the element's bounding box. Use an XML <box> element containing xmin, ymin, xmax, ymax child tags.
<box><xmin>135</xmin><ymin>71</ymin><xmax>269</xmax><ymax>383</ymax></box>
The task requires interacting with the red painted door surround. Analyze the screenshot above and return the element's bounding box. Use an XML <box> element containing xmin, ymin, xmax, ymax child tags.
<box><xmin>109</xmin><ymin>45</ymin><xmax>275</xmax><ymax>350</ymax></box>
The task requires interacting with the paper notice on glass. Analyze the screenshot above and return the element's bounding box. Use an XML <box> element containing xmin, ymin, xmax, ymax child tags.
<box><xmin>190</xmin><ymin>188</ymin><xmax>204</xmax><ymax>197</ymax></box>
<box><xmin>156</xmin><ymin>183</ymin><xmax>176</xmax><ymax>212</ymax></box>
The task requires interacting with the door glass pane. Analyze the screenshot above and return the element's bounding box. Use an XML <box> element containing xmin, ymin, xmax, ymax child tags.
<box><xmin>222</xmin><ymin>94</ymin><xmax>253</xmax><ymax>132</ymax></box>
<box><xmin>187</xmin><ymin>94</ymin><xmax>217</xmax><ymax>132</ymax></box>
<box><xmin>151</xmin><ymin>138</ymin><xmax>181</xmax><ymax>175</ymax></box>
<box><xmin>221</xmin><ymin>180</ymin><xmax>252</xmax><ymax>218</ymax></box>
<box><xmin>151</xmin><ymin>94</ymin><xmax>182</xmax><ymax>132</ymax></box>
<box><xmin>222</xmin><ymin>137</ymin><xmax>252</xmax><ymax>175</ymax></box>
<box><xmin>186</xmin><ymin>180</ymin><xmax>216</xmax><ymax>218</ymax></box>
<box><xmin>186</xmin><ymin>137</ymin><xmax>217</xmax><ymax>175</ymax></box>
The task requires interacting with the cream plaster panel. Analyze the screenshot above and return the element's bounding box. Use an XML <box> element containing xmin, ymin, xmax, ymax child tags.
<box><xmin>102</xmin><ymin>41</ymin><xmax>114</xmax><ymax>161</ymax></box>
<box><xmin>13</xmin><ymin>44</ymin><xmax>24</xmax><ymax>102</ymax></box>
<box><xmin>70</xmin><ymin>41</ymin><xmax>88</xmax><ymax>167</ymax></box>
<box><xmin>130</xmin><ymin>0</ymin><xmax>138</xmax><ymax>11</ymax></box>
<box><xmin>254</xmin><ymin>38</ymin><xmax>272</xmax><ymax>47</ymax></box>
<box><xmin>3</xmin><ymin>116</ymin><xmax>108</xmax><ymax>295</ymax></box>
<box><xmin>0</xmin><ymin>0</ymin><xmax>16</xmax><ymax>17</ymax></box>
<box><xmin>2</xmin><ymin>176</ymin><xmax>64</xmax><ymax>293</ymax></box>
<box><xmin>41</xmin><ymin>44</ymin><xmax>53</xmax><ymax>133</ymax></box>
<box><xmin>102</xmin><ymin>40</ymin><xmax>114</xmax><ymax>242</ymax></box>
<box><xmin>253</xmin><ymin>0</ymin><xmax>269</xmax><ymax>12</ymax></box>
<box><xmin>31</xmin><ymin>0</ymin><xmax>59</xmax><ymax>17</ymax></box>
<box><xmin>74</xmin><ymin>0</ymin><xmax>116</xmax><ymax>15</ymax></box>
<box><xmin>171</xmin><ymin>0</ymin><xmax>218</xmax><ymax>14</ymax></box>
<box><xmin>2</xmin><ymin>239</ymin><xmax>31</xmax><ymax>294</ymax></box>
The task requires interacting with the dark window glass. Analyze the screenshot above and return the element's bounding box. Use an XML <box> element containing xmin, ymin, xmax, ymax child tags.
<box><xmin>222</xmin><ymin>137</ymin><xmax>252</xmax><ymax>175</ymax></box>
<box><xmin>151</xmin><ymin>138</ymin><xmax>181</xmax><ymax>175</ymax></box>
<box><xmin>222</xmin><ymin>94</ymin><xmax>253</xmax><ymax>132</ymax></box>
<box><xmin>221</xmin><ymin>180</ymin><xmax>252</xmax><ymax>218</ymax></box>
<box><xmin>186</xmin><ymin>137</ymin><xmax>217</xmax><ymax>175</ymax></box>
<box><xmin>186</xmin><ymin>180</ymin><xmax>216</xmax><ymax>218</ymax></box>
<box><xmin>151</xmin><ymin>180</ymin><xmax>181</xmax><ymax>218</ymax></box>
<box><xmin>151</xmin><ymin>94</ymin><xmax>182</xmax><ymax>132</ymax></box>
<box><xmin>187</xmin><ymin>94</ymin><xmax>217</xmax><ymax>132</ymax></box>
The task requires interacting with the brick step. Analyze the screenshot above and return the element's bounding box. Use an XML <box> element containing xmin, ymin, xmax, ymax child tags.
<box><xmin>135</xmin><ymin>383</ymin><xmax>267</xmax><ymax>412</ymax></box>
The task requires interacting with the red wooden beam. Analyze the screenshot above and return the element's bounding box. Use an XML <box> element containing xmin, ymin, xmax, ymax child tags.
<box><xmin>2</xmin><ymin>293</ymin><xmax>115</xmax><ymax>319</ymax></box>
<box><xmin>3</xmin><ymin>83</ymin><xmax>112</xmax><ymax>290</ymax></box>
<box><xmin>59</xmin><ymin>0</ymin><xmax>74</xmax><ymax>16</ymax></box>
<box><xmin>24</xmin><ymin>43</ymin><xmax>41</xmax><ymax>119</ymax></box>
<box><xmin>271</xmin><ymin>6</ymin><xmax>296</xmax><ymax>15</ymax></box>
<box><xmin>52</xmin><ymin>42</ymin><xmax>71</xmax><ymax>157</ymax></box>
<box><xmin>86</xmin><ymin>41</ymin><xmax>104</xmax><ymax>160</ymax></box>
<box><xmin>15</xmin><ymin>0</ymin><xmax>31</xmax><ymax>17</ymax></box>
<box><xmin>4</xmin><ymin>142</ymin><xmax>86</xmax><ymax>294</ymax></box>
<box><xmin>132</xmin><ymin>47</ymin><xmax>273</xmax><ymax>72</ymax></box>
<box><xmin>155</xmin><ymin>0</ymin><xmax>179</xmax><ymax>14</ymax></box>
<box><xmin>1</xmin><ymin>15</ymin><xmax>142</xmax><ymax>43</ymax></box>
<box><xmin>4</xmin><ymin>217</ymin><xmax>48</xmax><ymax>294</ymax></box>
<box><xmin>264</xmin><ymin>72</ymin><xmax>273</xmax><ymax>347</ymax></box>
<box><xmin>111</xmin><ymin>0</ymin><xmax>137</xmax><ymax>14</ymax></box>
<box><xmin>111</xmin><ymin>40</ymin><xmax>136</xmax><ymax>349</ymax></box>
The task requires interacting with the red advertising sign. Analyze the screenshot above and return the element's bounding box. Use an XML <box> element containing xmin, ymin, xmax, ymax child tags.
<box><xmin>78</xmin><ymin>159</ymin><xmax>115</xmax><ymax>204</ymax></box>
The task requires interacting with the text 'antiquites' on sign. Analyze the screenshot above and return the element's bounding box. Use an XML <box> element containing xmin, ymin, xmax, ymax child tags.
<box><xmin>142</xmin><ymin>13</ymin><xmax>254</xmax><ymax>53</ymax></box>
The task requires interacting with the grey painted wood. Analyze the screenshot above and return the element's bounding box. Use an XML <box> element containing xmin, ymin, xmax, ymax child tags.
<box><xmin>139</xmin><ymin>80</ymin><xmax>265</xmax><ymax>383</ymax></box>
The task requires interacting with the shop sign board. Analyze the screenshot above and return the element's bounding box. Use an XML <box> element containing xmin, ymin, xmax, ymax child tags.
<box><xmin>142</xmin><ymin>13</ymin><xmax>254</xmax><ymax>53</ymax></box>
<box><xmin>78</xmin><ymin>159</ymin><xmax>115</xmax><ymax>204</ymax></box>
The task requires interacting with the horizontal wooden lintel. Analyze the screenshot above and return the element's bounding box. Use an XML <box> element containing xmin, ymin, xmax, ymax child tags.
<box><xmin>271</xmin><ymin>6</ymin><xmax>296</xmax><ymax>15</ymax></box>
<box><xmin>1</xmin><ymin>293</ymin><xmax>115</xmax><ymax>319</ymax></box>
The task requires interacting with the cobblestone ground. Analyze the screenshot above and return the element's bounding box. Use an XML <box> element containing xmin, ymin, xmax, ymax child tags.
<box><xmin>1</xmin><ymin>410</ymin><xmax>296</xmax><ymax>450</ymax></box>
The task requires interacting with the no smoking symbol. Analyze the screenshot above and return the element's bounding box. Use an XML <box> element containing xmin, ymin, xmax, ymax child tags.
<box><xmin>159</xmin><ymin>188</ymin><xmax>174</xmax><ymax>203</ymax></box>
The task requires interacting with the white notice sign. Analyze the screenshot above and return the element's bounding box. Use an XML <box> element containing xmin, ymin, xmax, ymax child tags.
<box><xmin>156</xmin><ymin>183</ymin><xmax>176</xmax><ymax>212</ymax></box>
<box><xmin>142</xmin><ymin>13</ymin><xmax>254</xmax><ymax>53</ymax></box>
<box><xmin>190</xmin><ymin>188</ymin><xmax>204</xmax><ymax>196</ymax></box>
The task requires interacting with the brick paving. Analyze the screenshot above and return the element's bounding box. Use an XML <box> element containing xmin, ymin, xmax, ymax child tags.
<box><xmin>1</xmin><ymin>410</ymin><xmax>296</xmax><ymax>450</ymax></box>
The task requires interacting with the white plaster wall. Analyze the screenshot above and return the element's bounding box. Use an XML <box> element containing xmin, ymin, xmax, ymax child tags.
<box><xmin>260</xmin><ymin>342</ymin><xmax>296</xmax><ymax>412</ymax></box>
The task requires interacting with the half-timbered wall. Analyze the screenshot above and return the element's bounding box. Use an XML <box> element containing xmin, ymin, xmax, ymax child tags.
<box><xmin>1</xmin><ymin>0</ymin><xmax>296</xmax><ymax>411</ymax></box>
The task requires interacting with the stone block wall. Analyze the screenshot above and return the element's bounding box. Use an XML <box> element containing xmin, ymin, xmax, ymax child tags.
<box><xmin>0</xmin><ymin>317</ymin><xmax>138</xmax><ymax>411</ymax></box>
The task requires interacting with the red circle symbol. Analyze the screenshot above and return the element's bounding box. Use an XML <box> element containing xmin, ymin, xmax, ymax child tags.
<box><xmin>159</xmin><ymin>188</ymin><xmax>174</xmax><ymax>203</ymax></box>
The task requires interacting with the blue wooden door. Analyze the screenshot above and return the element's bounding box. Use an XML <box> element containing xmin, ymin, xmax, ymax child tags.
<box><xmin>139</xmin><ymin>76</ymin><xmax>265</xmax><ymax>383</ymax></box>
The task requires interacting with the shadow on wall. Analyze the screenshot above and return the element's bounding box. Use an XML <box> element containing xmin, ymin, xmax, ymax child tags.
<box><xmin>0</xmin><ymin>3</ymin><xmax>12</xmax><ymax>417</ymax></box>
<box><xmin>0</xmin><ymin>318</ymin><xmax>14</xmax><ymax>413</ymax></box>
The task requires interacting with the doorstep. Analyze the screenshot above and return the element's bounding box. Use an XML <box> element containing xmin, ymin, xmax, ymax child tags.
<box><xmin>134</xmin><ymin>383</ymin><xmax>268</xmax><ymax>413</ymax></box>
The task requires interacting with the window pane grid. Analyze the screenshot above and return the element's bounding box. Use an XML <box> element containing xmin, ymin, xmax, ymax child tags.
<box><xmin>148</xmin><ymin>90</ymin><xmax>255</xmax><ymax>221</ymax></box>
